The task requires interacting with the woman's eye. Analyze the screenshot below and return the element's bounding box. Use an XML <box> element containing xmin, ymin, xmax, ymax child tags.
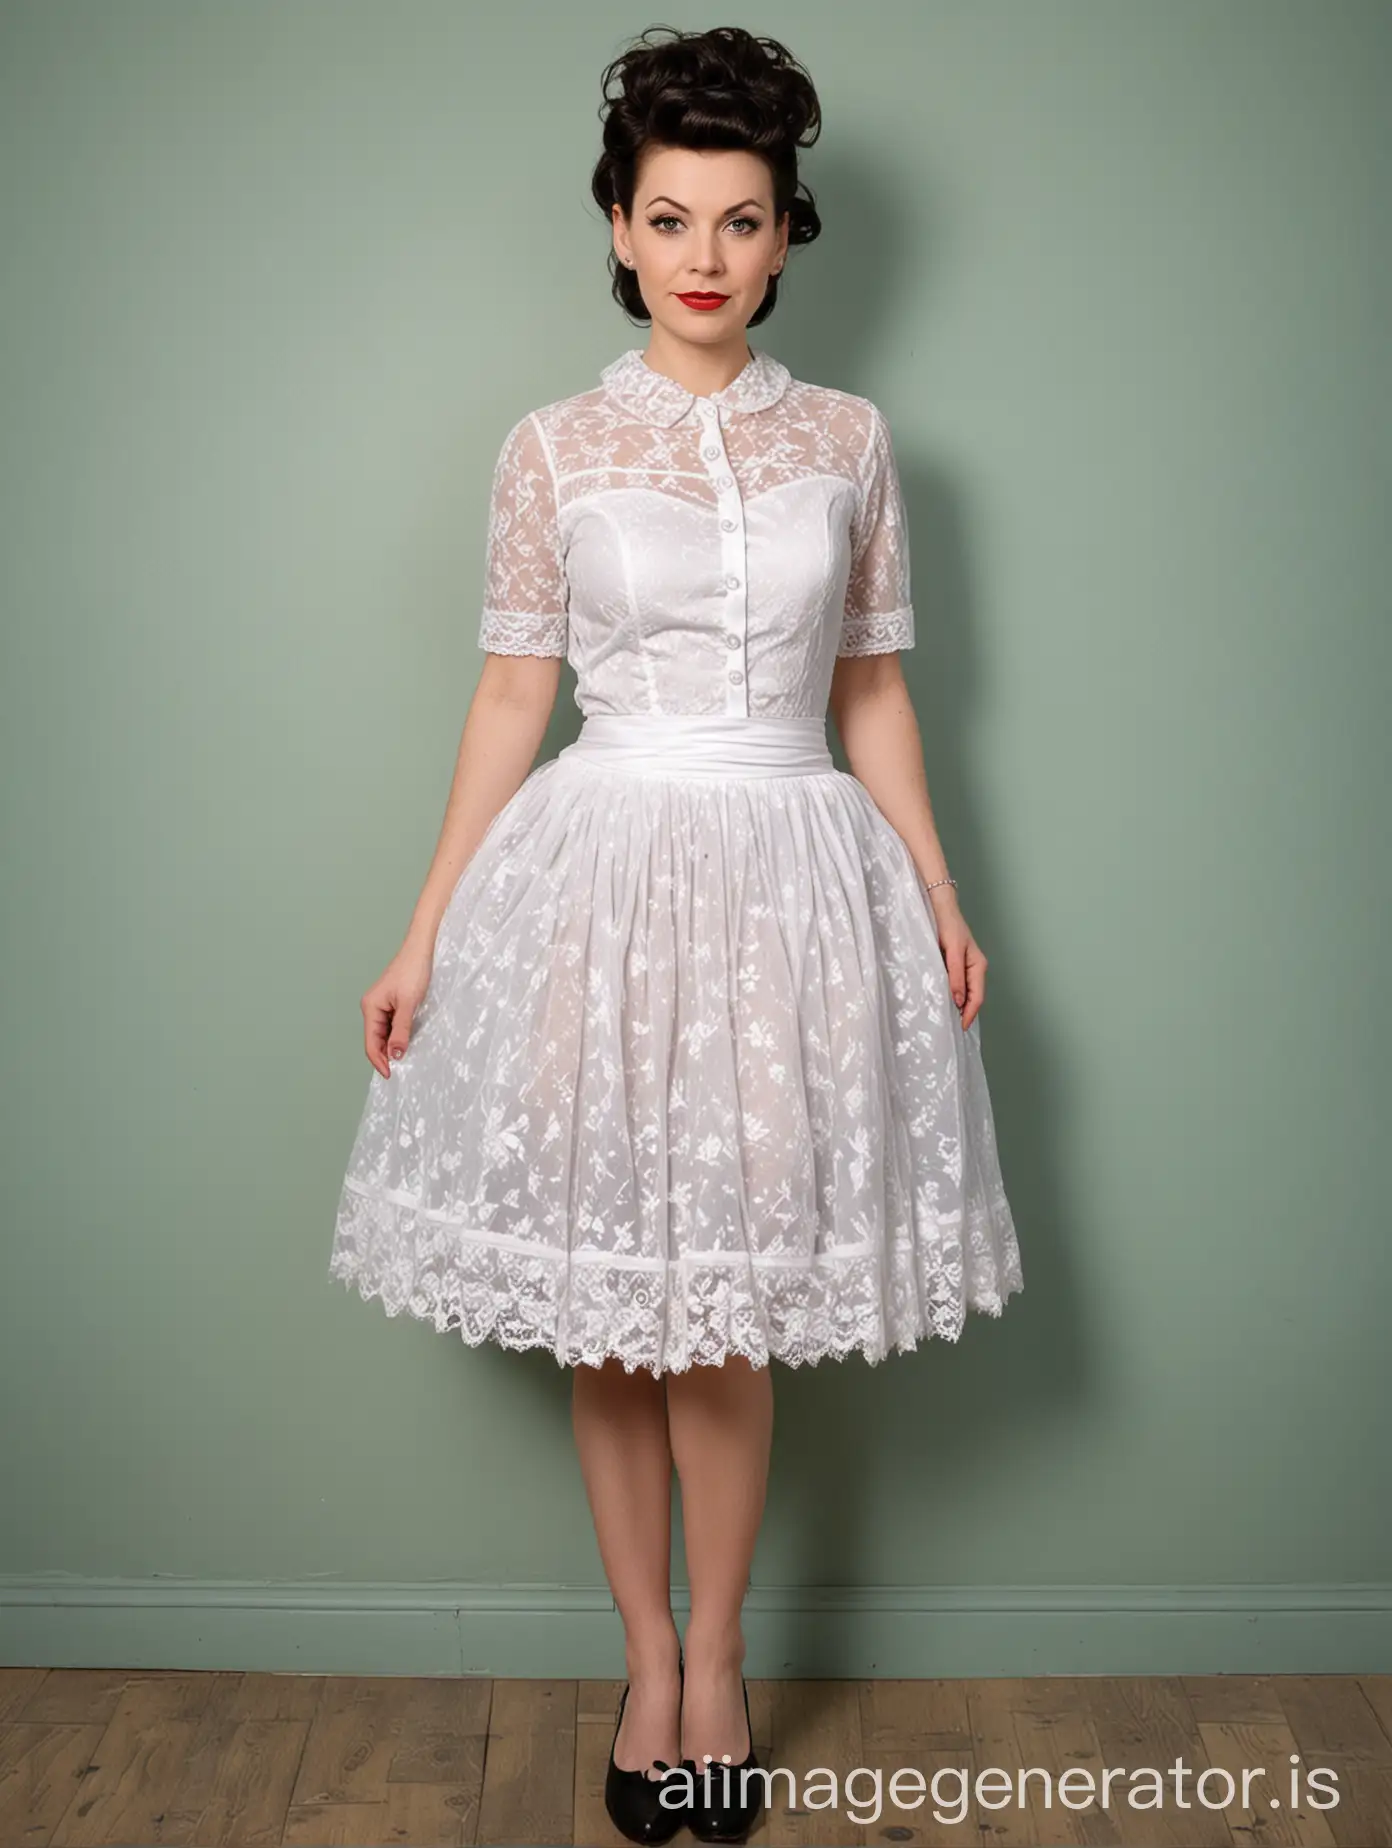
<box><xmin>645</xmin><ymin>215</ymin><xmax>764</xmax><ymax>235</ymax></box>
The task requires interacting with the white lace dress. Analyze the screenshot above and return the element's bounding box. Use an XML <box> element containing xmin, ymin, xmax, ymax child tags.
<box><xmin>328</xmin><ymin>345</ymin><xmax>1024</xmax><ymax>1375</ymax></box>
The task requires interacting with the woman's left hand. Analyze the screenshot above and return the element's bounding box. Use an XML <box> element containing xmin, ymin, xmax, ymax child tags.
<box><xmin>929</xmin><ymin>889</ymin><xmax>988</xmax><ymax>1030</ymax></box>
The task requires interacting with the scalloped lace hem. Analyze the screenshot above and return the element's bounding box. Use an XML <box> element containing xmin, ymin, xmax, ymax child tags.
<box><xmin>328</xmin><ymin>1185</ymin><xmax>1023</xmax><ymax>1379</ymax></box>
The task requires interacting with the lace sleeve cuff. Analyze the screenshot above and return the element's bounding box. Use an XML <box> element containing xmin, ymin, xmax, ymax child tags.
<box><xmin>477</xmin><ymin>608</ymin><xmax>569</xmax><ymax>658</ymax></box>
<box><xmin>836</xmin><ymin>606</ymin><xmax>915</xmax><ymax>657</ymax></box>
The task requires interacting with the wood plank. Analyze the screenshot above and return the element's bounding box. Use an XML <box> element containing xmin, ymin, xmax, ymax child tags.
<box><xmin>124</xmin><ymin>1672</ymin><xmax>249</xmax><ymax>1845</ymax></box>
<box><xmin>765</xmin><ymin>1678</ymin><xmax>865</xmax><ymax>1847</ymax></box>
<box><xmin>1277</xmin><ymin>1675</ymin><xmax>1392</xmax><ymax>1765</ymax></box>
<box><xmin>1359</xmin><ymin>1677</ymin><xmax>1392</xmax><ymax>1757</ymax></box>
<box><xmin>1082</xmin><ymin>1676</ymin><xmax>1230</xmax><ymax>1846</ymax></box>
<box><xmin>858</xmin><ymin>1679</ymin><xmax>972</xmax><ymax>1752</ymax></box>
<box><xmin>6</xmin><ymin>1667</ymin><xmax>1383</xmax><ymax>1848</ymax></box>
<box><xmin>965</xmin><ymin>1679</ymin><xmax>1040</xmax><ymax>1846</ymax></box>
<box><xmin>288</xmin><ymin>1675</ymin><xmax>409</xmax><ymax>1807</ymax></box>
<box><xmin>0</xmin><ymin>1670</ymin><xmax>51</xmax><ymax>1724</ymax></box>
<box><xmin>475</xmin><ymin>1678</ymin><xmax>574</xmax><ymax>1848</ymax></box>
<box><xmin>1195</xmin><ymin>1719</ymin><xmax>1336</xmax><ymax>1846</ymax></box>
<box><xmin>46</xmin><ymin>1676</ymin><xmax>206</xmax><ymax>1846</ymax></box>
<box><xmin>574</xmin><ymin>1677</ymin><xmax>630</xmax><ymax>1848</ymax></box>
<box><xmin>1007</xmin><ymin>1676</ymin><xmax>1122</xmax><ymax>1846</ymax></box>
<box><xmin>12</xmin><ymin>1673</ymin><xmax>135</xmax><ymax>1728</ymax></box>
<box><xmin>1180</xmin><ymin>1674</ymin><xmax>1288</xmax><ymax>1727</ymax></box>
<box><xmin>1320</xmin><ymin>1765</ymin><xmax>1392</xmax><ymax>1848</ymax></box>
<box><xmin>219</xmin><ymin>1672</ymin><xmax>324</xmax><ymax>1723</ymax></box>
<box><xmin>855</xmin><ymin>1677</ymin><xmax>977</xmax><ymax>1847</ymax></box>
<box><xmin>381</xmin><ymin>1778</ymin><xmax>480</xmax><ymax>1847</ymax></box>
<box><xmin>94</xmin><ymin>1673</ymin><xmax>212</xmax><ymax>1724</ymax></box>
<box><xmin>189</xmin><ymin>1717</ymin><xmax>310</xmax><ymax>1847</ymax></box>
<box><xmin>281</xmin><ymin>1800</ymin><xmax>390</xmax><ymax>1844</ymax></box>
<box><xmin>1275</xmin><ymin>1674</ymin><xmax>1392</xmax><ymax>1841</ymax></box>
<box><xmin>0</xmin><ymin>1722</ymin><xmax>107</xmax><ymax>1847</ymax></box>
<box><xmin>857</xmin><ymin>1742</ymin><xmax>977</xmax><ymax>1846</ymax></box>
<box><xmin>383</xmin><ymin>1673</ymin><xmax>490</xmax><ymax>1787</ymax></box>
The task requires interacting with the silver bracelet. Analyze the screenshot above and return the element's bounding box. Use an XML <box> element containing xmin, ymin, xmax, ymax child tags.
<box><xmin>923</xmin><ymin>875</ymin><xmax>957</xmax><ymax>892</ymax></box>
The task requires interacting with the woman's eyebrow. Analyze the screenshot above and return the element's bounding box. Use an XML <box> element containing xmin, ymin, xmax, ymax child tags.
<box><xmin>643</xmin><ymin>195</ymin><xmax>764</xmax><ymax>214</ymax></box>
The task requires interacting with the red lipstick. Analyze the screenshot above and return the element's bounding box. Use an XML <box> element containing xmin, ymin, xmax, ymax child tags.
<box><xmin>676</xmin><ymin>292</ymin><xmax>730</xmax><ymax>311</ymax></box>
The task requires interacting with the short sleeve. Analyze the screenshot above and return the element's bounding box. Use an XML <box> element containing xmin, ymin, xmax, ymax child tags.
<box><xmin>476</xmin><ymin>413</ymin><xmax>569</xmax><ymax>657</ymax></box>
<box><xmin>838</xmin><ymin>403</ymin><xmax>915</xmax><ymax>657</ymax></box>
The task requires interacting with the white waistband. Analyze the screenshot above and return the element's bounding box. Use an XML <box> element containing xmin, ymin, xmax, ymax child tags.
<box><xmin>555</xmin><ymin>714</ymin><xmax>835</xmax><ymax>778</ymax></box>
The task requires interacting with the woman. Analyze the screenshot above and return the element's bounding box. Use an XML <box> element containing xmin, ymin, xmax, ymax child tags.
<box><xmin>329</xmin><ymin>24</ymin><xmax>1023</xmax><ymax>1845</ymax></box>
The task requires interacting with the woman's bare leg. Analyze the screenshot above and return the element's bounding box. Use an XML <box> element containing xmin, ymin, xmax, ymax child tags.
<box><xmin>571</xmin><ymin>1359</ymin><xmax>683</xmax><ymax>1775</ymax></box>
<box><xmin>666</xmin><ymin>1357</ymin><xmax>774</xmax><ymax>1766</ymax></box>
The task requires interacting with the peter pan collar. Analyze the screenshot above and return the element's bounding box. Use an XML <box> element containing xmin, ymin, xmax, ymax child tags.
<box><xmin>600</xmin><ymin>345</ymin><xmax>791</xmax><ymax>426</ymax></box>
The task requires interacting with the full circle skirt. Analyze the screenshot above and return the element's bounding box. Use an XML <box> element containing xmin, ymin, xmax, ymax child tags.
<box><xmin>329</xmin><ymin>714</ymin><xmax>1023</xmax><ymax>1375</ymax></box>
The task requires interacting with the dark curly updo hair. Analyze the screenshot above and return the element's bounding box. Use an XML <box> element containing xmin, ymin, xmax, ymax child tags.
<box><xmin>590</xmin><ymin>24</ymin><xmax>823</xmax><ymax>327</ymax></box>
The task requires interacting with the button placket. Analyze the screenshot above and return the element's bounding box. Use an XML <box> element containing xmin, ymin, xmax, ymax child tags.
<box><xmin>695</xmin><ymin>399</ymin><xmax>748</xmax><ymax>716</ymax></box>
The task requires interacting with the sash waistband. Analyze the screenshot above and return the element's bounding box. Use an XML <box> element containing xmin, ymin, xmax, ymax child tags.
<box><xmin>555</xmin><ymin>714</ymin><xmax>834</xmax><ymax>779</ymax></box>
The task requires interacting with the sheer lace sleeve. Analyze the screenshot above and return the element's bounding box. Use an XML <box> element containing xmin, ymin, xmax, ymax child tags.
<box><xmin>838</xmin><ymin>403</ymin><xmax>915</xmax><ymax>657</ymax></box>
<box><xmin>477</xmin><ymin>413</ymin><xmax>569</xmax><ymax>657</ymax></box>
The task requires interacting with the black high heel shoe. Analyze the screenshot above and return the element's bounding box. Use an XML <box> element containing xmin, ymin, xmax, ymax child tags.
<box><xmin>685</xmin><ymin>1675</ymin><xmax>761</xmax><ymax>1844</ymax></box>
<box><xmin>603</xmin><ymin>1652</ymin><xmax>688</xmax><ymax>1846</ymax></box>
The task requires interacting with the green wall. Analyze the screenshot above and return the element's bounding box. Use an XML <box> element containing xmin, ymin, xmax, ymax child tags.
<box><xmin>2</xmin><ymin>0</ymin><xmax>1388</xmax><ymax>1677</ymax></box>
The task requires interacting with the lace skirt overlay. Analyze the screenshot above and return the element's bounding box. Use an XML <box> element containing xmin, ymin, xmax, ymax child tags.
<box><xmin>329</xmin><ymin>714</ymin><xmax>1023</xmax><ymax>1375</ymax></box>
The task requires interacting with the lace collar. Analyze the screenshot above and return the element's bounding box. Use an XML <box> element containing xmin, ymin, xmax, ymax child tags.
<box><xmin>600</xmin><ymin>345</ymin><xmax>791</xmax><ymax>426</ymax></box>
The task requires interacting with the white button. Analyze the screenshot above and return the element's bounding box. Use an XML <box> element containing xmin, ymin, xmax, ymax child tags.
<box><xmin>725</xmin><ymin>632</ymin><xmax>740</xmax><ymax>647</ymax></box>
<box><xmin>717</xmin><ymin>475</ymin><xmax>733</xmax><ymax>490</ymax></box>
<box><xmin>703</xmin><ymin>445</ymin><xmax>720</xmax><ymax>460</ymax></box>
<box><xmin>725</xmin><ymin>574</ymin><xmax>740</xmax><ymax>591</ymax></box>
<box><xmin>720</xmin><ymin>518</ymin><xmax>736</xmax><ymax>532</ymax></box>
<box><xmin>728</xmin><ymin>668</ymin><xmax>744</xmax><ymax>684</ymax></box>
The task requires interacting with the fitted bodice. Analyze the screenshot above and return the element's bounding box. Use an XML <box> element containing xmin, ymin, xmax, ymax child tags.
<box><xmin>477</xmin><ymin>346</ymin><xmax>915</xmax><ymax>718</ymax></box>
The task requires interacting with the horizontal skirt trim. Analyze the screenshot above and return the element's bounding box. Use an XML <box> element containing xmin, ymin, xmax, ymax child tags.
<box><xmin>339</xmin><ymin>1175</ymin><xmax>964</xmax><ymax>1267</ymax></box>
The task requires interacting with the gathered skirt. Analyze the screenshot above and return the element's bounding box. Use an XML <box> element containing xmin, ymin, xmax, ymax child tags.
<box><xmin>328</xmin><ymin>712</ymin><xmax>1023</xmax><ymax>1375</ymax></box>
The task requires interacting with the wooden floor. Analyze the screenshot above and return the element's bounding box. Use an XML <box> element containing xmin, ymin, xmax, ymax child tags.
<box><xmin>1</xmin><ymin>1667</ymin><xmax>1389</xmax><ymax>1846</ymax></box>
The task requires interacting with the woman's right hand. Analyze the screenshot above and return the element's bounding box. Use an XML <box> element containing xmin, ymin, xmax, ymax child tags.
<box><xmin>361</xmin><ymin>939</ymin><xmax>435</xmax><ymax>1078</ymax></box>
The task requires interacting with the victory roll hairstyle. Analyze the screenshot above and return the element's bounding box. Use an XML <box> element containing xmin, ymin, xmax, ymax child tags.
<box><xmin>590</xmin><ymin>24</ymin><xmax>824</xmax><ymax>326</ymax></box>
